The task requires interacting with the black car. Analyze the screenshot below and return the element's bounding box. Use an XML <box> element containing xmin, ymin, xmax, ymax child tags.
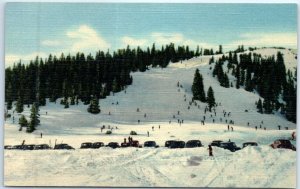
<box><xmin>4</xmin><ymin>145</ymin><xmax>12</xmax><ymax>150</ymax></box>
<box><xmin>219</xmin><ymin>142</ymin><xmax>241</xmax><ymax>152</ymax></box>
<box><xmin>80</xmin><ymin>142</ymin><xmax>93</xmax><ymax>149</ymax></box>
<box><xmin>107</xmin><ymin>142</ymin><xmax>120</xmax><ymax>149</ymax></box>
<box><xmin>92</xmin><ymin>142</ymin><xmax>104</xmax><ymax>149</ymax></box>
<box><xmin>185</xmin><ymin>140</ymin><xmax>203</xmax><ymax>148</ymax></box>
<box><xmin>271</xmin><ymin>139</ymin><xmax>296</xmax><ymax>151</ymax></box>
<box><xmin>34</xmin><ymin>144</ymin><xmax>52</xmax><ymax>150</ymax></box>
<box><xmin>23</xmin><ymin>144</ymin><xmax>36</xmax><ymax>150</ymax></box>
<box><xmin>11</xmin><ymin>145</ymin><xmax>24</xmax><ymax>150</ymax></box>
<box><xmin>144</xmin><ymin>141</ymin><xmax>159</xmax><ymax>148</ymax></box>
<box><xmin>210</xmin><ymin>140</ymin><xmax>223</xmax><ymax>147</ymax></box>
<box><xmin>54</xmin><ymin>144</ymin><xmax>75</xmax><ymax>150</ymax></box>
<box><xmin>165</xmin><ymin>140</ymin><xmax>176</xmax><ymax>148</ymax></box>
<box><xmin>169</xmin><ymin>141</ymin><xmax>185</xmax><ymax>149</ymax></box>
<box><xmin>243</xmin><ymin>142</ymin><xmax>258</xmax><ymax>148</ymax></box>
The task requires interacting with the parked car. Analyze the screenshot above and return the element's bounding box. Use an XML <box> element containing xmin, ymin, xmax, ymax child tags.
<box><xmin>34</xmin><ymin>144</ymin><xmax>52</xmax><ymax>150</ymax></box>
<box><xmin>219</xmin><ymin>142</ymin><xmax>241</xmax><ymax>152</ymax></box>
<box><xmin>165</xmin><ymin>140</ymin><xmax>176</xmax><ymax>147</ymax></box>
<box><xmin>80</xmin><ymin>142</ymin><xmax>93</xmax><ymax>149</ymax></box>
<box><xmin>243</xmin><ymin>142</ymin><xmax>258</xmax><ymax>148</ymax></box>
<box><xmin>11</xmin><ymin>145</ymin><xmax>24</xmax><ymax>150</ymax></box>
<box><xmin>54</xmin><ymin>144</ymin><xmax>75</xmax><ymax>150</ymax></box>
<box><xmin>144</xmin><ymin>141</ymin><xmax>159</xmax><ymax>148</ymax></box>
<box><xmin>92</xmin><ymin>142</ymin><xmax>104</xmax><ymax>149</ymax></box>
<box><xmin>185</xmin><ymin>140</ymin><xmax>203</xmax><ymax>148</ymax></box>
<box><xmin>169</xmin><ymin>141</ymin><xmax>185</xmax><ymax>149</ymax></box>
<box><xmin>107</xmin><ymin>142</ymin><xmax>120</xmax><ymax>149</ymax></box>
<box><xmin>270</xmin><ymin>139</ymin><xmax>296</xmax><ymax>151</ymax></box>
<box><xmin>23</xmin><ymin>144</ymin><xmax>36</xmax><ymax>150</ymax></box>
<box><xmin>121</xmin><ymin>140</ymin><xmax>140</xmax><ymax>148</ymax></box>
<box><xmin>4</xmin><ymin>145</ymin><xmax>12</xmax><ymax>150</ymax></box>
<box><xmin>210</xmin><ymin>140</ymin><xmax>223</xmax><ymax>147</ymax></box>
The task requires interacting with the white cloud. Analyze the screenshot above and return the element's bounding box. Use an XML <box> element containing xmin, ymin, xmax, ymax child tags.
<box><xmin>41</xmin><ymin>40</ymin><xmax>61</xmax><ymax>47</ymax></box>
<box><xmin>6</xmin><ymin>25</ymin><xmax>111</xmax><ymax>67</ymax></box>
<box><xmin>226</xmin><ymin>32</ymin><xmax>297</xmax><ymax>50</ymax></box>
<box><xmin>66</xmin><ymin>25</ymin><xmax>111</xmax><ymax>53</ymax></box>
<box><xmin>5</xmin><ymin>52</ymin><xmax>48</xmax><ymax>68</ymax></box>
<box><xmin>121</xmin><ymin>36</ymin><xmax>148</xmax><ymax>47</ymax></box>
<box><xmin>121</xmin><ymin>32</ymin><xmax>217</xmax><ymax>50</ymax></box>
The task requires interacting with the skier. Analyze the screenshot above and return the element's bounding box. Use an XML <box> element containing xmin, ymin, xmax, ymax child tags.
<box><xmin>159</xmin><ymin>125</ymin><xmax>160</xmax><ymax>129</ymax></box>
<box><xmin>178</xmin><ymin>111</ymin><xmax>180</xmax><ymax>115</ymax></box>
<box><xmin>46</xmin><ymin>111</ymin><xmax>48</xmax><ymax>115</ymax></box>
<box><xmin>147</xmin><ymin>131</ymin><xmax>149</xmax><ymax>137</ymax></box>
<box><xmin>41</xmin><ymin>133</ymin><xmax>43</xmax><ymax>138</ymax></box>
<box><xmin>255</xmin><ymin>126</ymin><xmax>257</xmax><ymax>130</ymax></box>
<box><xmin>278</xmin><ymin>125</ymin><xmax>281</xmax><ymax>130</ymax></box>
<box><xmin>138</xmin><ymin>120</ymin><xmax>140</xmax><ymax>124</ymax></box>
<box><xmin>227</xmin><ymin>125</ymin><xmax>230</xmax><ymax>131</ymax></box>
<box><xmin>231</xmin><ymin>127</ymin><xmax>233</xmax><ymax>132</ymax></box>
<box><xmin>208</xmin><ymin>145</ymin><xmax>213</xmax><ymax>157</ymax></box>
<box><xmin>152</xmin><ymin>126</ymin><xmax>154</xmax><ymax>131</ymax></box>
<box><xmin>247</xmin><ymin>122</ymin><xmax>249</xmax><ymax>126</ymax></box>
<box><xmin>124</xmin><ymin>138</ymin><xmax>127</xmax><ymax>144</ymax></box>
<box><xmin>144</xmin><ymin>113</ymin><xmax>147</xmax><ymax>118</ymax></box>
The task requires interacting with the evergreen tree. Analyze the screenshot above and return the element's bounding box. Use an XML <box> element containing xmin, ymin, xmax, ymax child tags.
<box><xmin>27</xmin><ymin>103</ymin><xmax>39</xmax><ymax>133</ymax></box>
<box><xmin>191</xmin><ymin>69</ymin><xmax>206</xmax><ymax>102</ymax></box>
<box><xmin>263</xmin><ymin>98</ymin><xmax>272</xmax><ymax>114</ymax></box>
<box><xmin>15</xmin><ymin>96</ymin><xmax>24</xmax><ymax>113</ymax></box>
<box><xmin>19</xmin><ymin>115</ymin><xmax>28</xmax><ymax>127</ymax></box>
<box><xmin>235</xmin><ymin>65</ymin><xmax>240</xmax><ymax>89</ymax></box>
<box><xmin>223</xmin><ymin>73</ymin><xmax>230</xmax><ymax>88</ymax></box>
<box><xmin>206</xmin><ymin>86</ymin><xmax>215</xmax><ymax>112</ymax></box>
<box><xmin>87</xmin><ymin>97</ymin><xmax>101</xmax><ymax>114</ymax></box>
<box><xmin>257</xmin><ymin>99</ymin><xmax>263</xmax><ymax>113</ymax></box>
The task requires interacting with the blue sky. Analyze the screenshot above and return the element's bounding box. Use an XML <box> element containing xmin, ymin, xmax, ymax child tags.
<box><xmin>5</xmin><ymin>3</ymin><xmax>297</xmax><ymax>66</ymax></box>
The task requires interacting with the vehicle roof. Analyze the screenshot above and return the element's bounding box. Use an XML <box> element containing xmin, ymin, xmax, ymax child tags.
<box><xmin>212</xmin><ymin>140</ymin><xmax>223</xmax><ymax>142</ymax></box>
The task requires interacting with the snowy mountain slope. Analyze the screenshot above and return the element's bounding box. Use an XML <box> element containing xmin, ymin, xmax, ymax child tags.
<box><xmin>4</xmin><ymin>47</ymin><xmax>297</xmax><ymax>187</ymax></box>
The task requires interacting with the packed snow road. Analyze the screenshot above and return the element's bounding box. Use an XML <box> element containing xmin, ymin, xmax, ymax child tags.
<box><xmin>4</xmin><ymin>146</ymin><xmax>296</xmax><ymax>187</ymax></box>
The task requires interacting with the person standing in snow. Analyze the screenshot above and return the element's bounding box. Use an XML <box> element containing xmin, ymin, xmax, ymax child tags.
<box><xmin>147</xmin><ymin>131</ymin><xmax>149</xmax><ymax>137</ymax></box>
<box><xmin>159</xmin><ymin>125</ymin><xmax>160</xmax><ymax>129</ymax></box>
<box><xmin>227</xmin><ymin>125</ymin><xmax>230</xmax><ymax>131</ymax></box>
<box><xmin>231</xmin><ymin>127</ymin><xmax>233</xmax><ymax>131</ymax></box>
<box><xmin>41</xmin><ymin>133</ymin><xmax>43</xmax><ymax>138</ymax></box>
<box><xmin>208</xmin><ymin>145</ymin><xmax>213</xmax><ymax>157</ymax></box>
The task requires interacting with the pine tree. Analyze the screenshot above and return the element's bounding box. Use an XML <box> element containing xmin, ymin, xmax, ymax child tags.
<box><xmin>191</xmin><ymin>69</ymin><xmax>206</xmax><ymax>102</ymax></box>
<box><xmin>27</xmin><ymin>103</ymin><xmax>39</xmax><ymax>133</ymax></box>
<box><xmin>223</xmin><ymin>73</ymin><xmax>230</xmax><ymax>88</ymax></box>
<box><xmin>87</xmin><ymin>97</ymin><xmax>101</xmax><ymax>114</ymax></box>
<box><xmin>206</xmin><ymin>86</ymin><xmax>215</xmax><ymax>112</ymax></box>
<box><xmin>263</xmin><ymin>98</ymin><xmax>272</xmax><ymax>114</ymax></box>
<box><xmin>15</xmin><ymin>96</ymin><xmax>24</xmax><ymax>113</ymax></box>
<box><xmin>19</xmin><ymin>115</ymin><xmax>28</xmax><ymax>127</ymax></box>
<box><xmin>112</xmin><ymin>77</ymin><xmax>121</xmax><ymax>93</ymax></box>
<box><xmin>235</xmin><ymin>65</ymin><xmax>240</xmax><ymax>89</ymax></box>
<box><xmin>257</xmin><ymin>99</ymin><xmax>263</xmax><ymax>113</ymax></box>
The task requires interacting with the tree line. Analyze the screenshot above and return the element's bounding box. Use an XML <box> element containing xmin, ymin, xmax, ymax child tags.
<box><xmin>210</xmin><ymin>50</ymin><xmax>296</xmax><ymax>123</ymax></box>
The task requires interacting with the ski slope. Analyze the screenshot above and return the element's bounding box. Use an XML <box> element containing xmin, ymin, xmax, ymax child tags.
<box><xmin>4</xmin><ymin>47</ymin><xmax>297</xmax><ymax>187</ymax></box>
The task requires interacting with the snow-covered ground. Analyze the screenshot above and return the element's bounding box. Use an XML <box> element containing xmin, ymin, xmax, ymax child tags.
<box><xmin>4</xmin><ymin>47</ymin><xmax>297</xmax><ymax>187</ymax></box>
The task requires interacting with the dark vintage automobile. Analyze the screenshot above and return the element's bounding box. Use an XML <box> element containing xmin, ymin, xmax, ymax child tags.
<box><xmin>23</xmin><ymin>144</ymin><xmax>36</xmax><ymax>150</ymax></box>
<box><xmin>80</xmin><ymin>142</ymin><xmax>93</xmax><ymax>149</ymax></box>
<box><xmin>144</xmin><ymin>141</ymin><xmax>159</xmax><ymax>148</ymax></box>
<box><xmin>121</xmin><ymin>140</ymin><xmax>140</xmax><ymax>148</ymax></box>
<box><xmin>92</xmin><ymin>142</ymin><xmax>104</xmax><ymax>149</ymax></box>
<box><xmin>4</xmin><ymin>145</ymin><xmax>12</xmax><ymax>150</ymax></box>
<box><xmin>270</xmin><ymin>139</ymin><xmax>296</xmax><ymax>151</ymax></box>
<box><xmin>34</xmin><ymin>144</ymin><xmax>52</xmax><ymax>150</ymax></box>
<box><xmin>107</xmin><ymin>142</ymin><xmax>120</xmax><ymax>149</ymax></box>
<box><xmin>169</xmin><ymin>141</ymin><xmax>185</xmax><ymax>149</ymax></box>
<box><xmin>165</xmin><ymin>140</ymin><xmax>176</xmax><ymax>148</ymax></box>
<box><xmin>54</xmin><ymin>144</ymin><xmax>75</xmax><ymax>150</ymax></box>
<box><xmin>219</xmin><ymin>142</ymin><xmax>241</xmax><ymax>152</ymax></box>
<box><xmin>243</xmin><ymin>142</ymin><xmax>258</xmax><ymax>148</ymax></box>
<box><xmin>185</xmin><ymin>140</ymin><xmax>203</xmax><ymax>148</ymax></box>
<box><xmin>11</xmin><ymin>145</ymin><xmax>24</xmax><ymax>150</ymax></box>
<box><xmin>210</xmin><ymin>140</ymin><xmax>223</xmax><ymax>147</ymax></box>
